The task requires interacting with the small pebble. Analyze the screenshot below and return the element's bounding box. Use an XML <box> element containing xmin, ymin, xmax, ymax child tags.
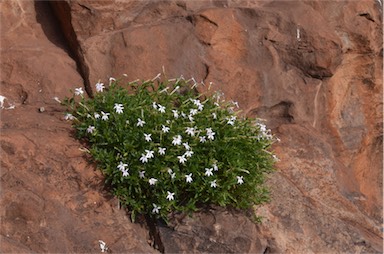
<box><xmin>38</xmin><ymin>107</ymin><xmax>45</xmax><ymax>113</ymax></box>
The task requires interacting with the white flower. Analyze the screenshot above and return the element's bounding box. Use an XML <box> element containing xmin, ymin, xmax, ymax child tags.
<box><xmin>157</xmin><ymin>104</ymin><xmax>166</xmax><ymax>113</ymax></box>
<box><xmin>137</xmin><ymin>118</ymin><xmax>145</xmax><ymax>127</ymax></box>
<box><xmin>122</xmin><ymin>169</ymin><xmax>129</xmax><ymax>177</ymax></box>
<box><xmin>172</xmin><ymin>109</ymin><xmax>179</xmax><ymax>118</ymax></box>
<box><xmin>149</xmin><ymin>178</ymin><xmax>158</xmax><ymax>185</ymax></box>
<box><xmin>185</xmin><ymin>127</ymin><xmax>195</xmax><ymax>137</ymax></box>
<box><xmin>152</xmin><ymin>102</ymin><xmax>158</xmax><ymax>109</ymax></box>
<box><xmin>184</xmin><ymin>150</ymin><xmax>194</xmax><ymax>158</ymax></box>
<box><xmin>117</xmin><ymin>161</ymin><xmax>128</xmax><ymax>171</ymax></box>
<box><xmin>199</xmin><ymin>136</ymin><xmax>206</xmax><ymax>143</ymax></box>
<box><xmin>101</xmin><ymin>111</ymin><xmax>110</xmax><ymax>120</ymax></box>
<box><xmin>109</xmin><ymin>77</ymin><xmax>116</xmax><ymax>83</ymax></box>
<box><xmin>213</xmin><ymin>164</ymin><xmax>218</xmax><ymax>171</ymax></box>
<box><xmin>95</xmin><ymin>82</ymin><xmax>105</xmax><ymax>92</ymax></box>
<box><xmin>177</xmin><ymin>155</ymin><xmax>187</xmax><ymax>164</ymax></box>
<box><xmin>210</xmin><ymin>180</ymin><xmax>217</xmax><ymax>188</ymax></box>
<box><xmin>140</xmin><ymin>154</ymin><xmax>149</xmax><ymax>163</ymax></box>
<box><xmin>206</xmin><ymin>128</ymin><xmax>215</xmax><ymax>140</ymax></box>
<box><xmin>152</xmin><ymin>203</ymin><xmax>161</xmax><ymax>214</ymax></box>
<box><xmin>233</xmin><ymin>101</ymin><xmax>239</xmax><ymax>108</ymax></box>
<box><xmin>144</xmin><ymin>133</ymin><xmax>152</xmax><ymax>142</ymax></box>
<box><xmin>162</xmin><ymin>125</ymin><xmax>170</xmax><ymax>133</ymax></box>
<box><xmin>139</xmin><ymin>171</ymin><xmax>146</xmax><ymax>179</ymax></box>
<box><xmin>99</xmin><ymin>240</ymin><xmax>108</xmax><ymax>253</ymax></box>
<box><xmin>181</xmin><ymin>112</ymin><xmax>186</xmax><ymax>118</ymax></box>
<box><xmin>189</xmin><ymin>109</ymin><xmax>198</xmax><ymax>116</ymax></box>
<box><xmin>172</xmin><ymin>135</ymin><xmax>182</xmax><ymax>145</ymax></box>
<box><xmin>167</xmin><ymin>169</ymin><xmax>176</xmax><ymax>179</ymax></box>
<box><xmin>94</xmin><ymin>112</ymin><xmax>100</xmax><ymax>119</ymax></box>
<box><xmin>166</xmin><ymin>191</ymin><xmax>175</xmax><ymax>201</ymax></box>
<box><xmin>64</xmin><ymin>113</ymin><xmax>74</xmax><ymax>120</ymax></box>
<box><xmin>227</xmin><ymin>116</ymin><xmax>236</xmax><ymax>126</ymax></box>
<box><xmin>212</xmin><ymin>112</ymin><xmax>217</xmax><ymax>119</ymax></box>
<box><xmin>188</xmin><ymin>115</ymin><xmax>194</xmax><ymax>122</ymax></box>
<box><xmin>185</xmin><ymin>173</ymin><xmax>193</xmax><ymax>183</ymax></box>
<box><xmin>205</xmin><ymin>168</ymin><xmax>214</xmax><ymax>177</ymax></box>
<box><xmin>207</xmin><ymin>131</ymin><xmax>215</xmax><ymax>140</ymax></box>
<box><xmin>192</xmin><ymin>99</ymin><xmax>201</xmax><ymax>106</ymax></box>
<box><xmin>192</xmin><ymin>99</ymin><xmax>204</xmax><ymax>111</ymax></box>
<box><xmin>158</xmin><ymin>147</ymin><xmax>166</xmax><ymax>155</ymax></box>
<box><xmin>87</xmin><ymin>125</ymin><xmax>95</xmax><ymax>134</ymax></box>
<box><xmin>236</xmin><ymin>176</ymin><xmax>244</xmax><ymax>185</ymax></box>
<box><xmin>114</xmin><ymin>103</ymin><xmax>124</xmax><ymax>114</ymax></box>
<box><xmin>145</xmin><ymin>149</ymin><xmax>155</xmax><ymax>159</ymax></box>
<box><xmin>74</xmin><ymin>87</ymin><xmax>84</xmax><ymax>96</ymax></box>
<box><xmin>183</xmin><ymin>142</ymin><xmax>191</xmax><ymax>150</ymax></box>
<box><xmin>256</xmin><ymin>122</ymin><xmax>267</xmax><ymax>132</ymax></box>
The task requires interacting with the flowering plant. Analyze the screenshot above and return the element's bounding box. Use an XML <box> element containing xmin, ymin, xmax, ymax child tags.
<box><xmin>64</xmin><ymin>76</ymin><xmax>277</xmax><ymax>222</ymax></box>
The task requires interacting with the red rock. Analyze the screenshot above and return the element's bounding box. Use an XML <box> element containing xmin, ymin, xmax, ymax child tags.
<box><xmin>1</xmin><ymin>0</ymin><xmax>382</xmax><ymax>253</ymax></box>
<box><xmin>0</xmin><ymin>1</ymin><xmax>155</xmax><ymax>253</ymax></box>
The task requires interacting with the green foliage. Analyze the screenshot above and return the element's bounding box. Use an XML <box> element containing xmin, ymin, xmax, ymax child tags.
<box><xmin>63</xmin><ymin>76</ymin><xmax>278</xmax><ymax>222</ymax></box>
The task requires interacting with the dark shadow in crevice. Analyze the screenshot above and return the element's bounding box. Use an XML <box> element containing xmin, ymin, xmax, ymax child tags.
<box><xmin>35</xmin><ymin>1</ymin><xmax>93</xmax><ymax>97</ymax></box>
<box><xmin>34</xmin><ymin>1</ymin><xmax>72</xmax><ymax>57</ymax></box>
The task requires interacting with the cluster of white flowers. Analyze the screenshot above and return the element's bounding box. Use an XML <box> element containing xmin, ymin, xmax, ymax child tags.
<box><xmin>91</xmin><ymin>111</ymin><xmax>110</xmax><ymax>121</ymax></box>
<box><xmin>256</xmin><ymin>122</ymin><xmax>273</xmax><ymax>140</ymax></box>
<box><xmin>117</xmin><ymin>161</ymin><xmax>129</xmax><ymax>177</ymax></box>
<box><xmin>205</xmin><ymin>128</ymin><xmax>215</xmax><ymax>140</ymax></box>
<box><xmin>69</xmin><ymin>80</ymin><xmax>278</xmax><ymax>216</ymax></box>
<box><xmin>140</xmin><ymin>149</ymin><xmax>155</xmax><ymax>163</ymax></box>
<box><xmin>124</xmin><ymin>94</ymin><xmax>249</xmax><ymax>207</ymax></box>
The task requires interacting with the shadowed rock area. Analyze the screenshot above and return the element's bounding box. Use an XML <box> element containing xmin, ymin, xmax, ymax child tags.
<box><xmin>1</xmin><ymin>0</ymin><xmax>382</xmax><ymax>253</ymax></box>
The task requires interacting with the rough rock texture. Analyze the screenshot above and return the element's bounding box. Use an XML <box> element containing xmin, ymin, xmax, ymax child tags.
<box><xmin>0</xmin><ymin>107</ymin><xmax>155</xmax><ymax>253</ymax></box>
<box><xmin>0</xmin><ymin>1</ymin><xmax>155</xmax><ymax>253</ymax></box>
<box><xmin>158</xmin><ymin>208</ymin><xmax>271</xmax><ymax>253</ymax></box>
<box><xmin>1</xmin><ymin>0</ymin><xmax>382</xmax><ymax>253</ymax></box>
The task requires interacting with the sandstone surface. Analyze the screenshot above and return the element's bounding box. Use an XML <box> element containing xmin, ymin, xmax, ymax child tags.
<box><xmin>1</xmin><ymin>0</ymin><xmax>382</xmax><ymax>253</ymax></box>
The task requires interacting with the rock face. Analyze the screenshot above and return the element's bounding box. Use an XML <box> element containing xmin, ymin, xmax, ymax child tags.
<box><xmin>1</xmin><ymin>0</ymin><xmax>382</xmax><ymax>253</ymax></box>
<box><xmin>0</xmin><ymin>1</ymin><xmax>155</xmax><ymax>253</ymax></box>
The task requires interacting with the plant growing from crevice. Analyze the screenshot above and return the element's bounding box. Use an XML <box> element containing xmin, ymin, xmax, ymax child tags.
<box><xmin>63</xmin><ymin>75</ymin><xmax>278</xmax><ymax>223</ymax></box>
